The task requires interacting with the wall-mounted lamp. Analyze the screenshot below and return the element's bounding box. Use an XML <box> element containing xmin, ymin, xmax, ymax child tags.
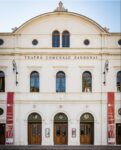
<box><xmin>118</xmin><ymin>108</ymin><xmax>121</xmax><ymax>116</ymax></box>
<box><xmin>103</xmin><ymin>60</ymin><xmax>109</xmax><ymax>85</ymax></box>
<box><xmin>12</xmin><ymin>60</ymin><xmax>18</xmax><ymax>85</ymax></box>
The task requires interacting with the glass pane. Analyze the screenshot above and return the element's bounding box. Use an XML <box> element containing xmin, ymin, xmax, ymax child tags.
<box><xmin>86</xmin><ymin>125</ymin><xmax>88</xmax><ymax>135</ymax></box>
<box><xmin>80</xmin><ymin>113</ymin><xmax>94</xmax><ymax>122</ymax></box>
<box><xmin>32</xmin><ymin>124</ymin><xmax>37</xmax><ymax>136</ymax></box>
<box><xmin>0</xmin><ymin>124</ymin><xmax>5</xmax><ymax>136</ymax></box>
<box><xmin>37</xmin><ymin>124</ymin><xmax>41</xmax><ymax>136</ymax></box>
<box><xmin>0</xmin><ymin>71</ymin><xmax>4</xmax><ymax>77</ymax></box>
<box><xmin>80</xmin><ymin>125</ymin><xmax>84</xmax><ymax>135</ymax></box>
<box><xmin>56</xmin><ymin>72</ymin><xmax>65</xmax><ymax>92</ymax></box>
<box><xmin>30</xmin><ymin>71</ymin><xmax>39</xmax><ymax>92</ymax></box>
<box><xmin>82</xmin><ymin>71</ymin><xmax>92</xmax><ymax>92</ymax></box>
<box><xmin>28</xmin><ymin>113</ymin><xmax>41</xmax><ymax>122</ymax></box>
<box><xmin>54</xmin><ymin>113</ymin><xmax>68</xmax><ymax>122</ymax></box>
<box><xmin>118</xmin><ymin>125</ymin><xmax>121</xmax><ymax>136</ymax></box>
<box><xmin>0</xmin><ymin>71</ymin><xmax>5</xmax><ymax>92</ymax></box>
<box><xmin>62</xmin><ymin>127</ymin><xmax>66</xmax><ymax>136</ymax></box>
<box><xmin>52</xmin><ymin>31</ymin><xmax>60</xmax><ymax>47</ymax></box>
<box><xmin>56</xmin><ymin>79</ymin><xmax>60</xmax><ymax>92</ymax></box>
<box><xmin>89</xmin><ymin>126</ymin><xmax>91</xmax><ymax>135</ymax></box>
<box><xmin>62</xmin><ymin>31</ymin><xmax>70</xmax><ymax>47</ymax></box>
<box><xmin>56</xmin><ymin>127</ymin><xmax>60</xmax><ymax>136</ymax></box>
<box><xmin>61</xmin><ymin>79</ymin><xmax>65</xmax><ymax>92</ymax></box>
<box><xmin>117</xmin><ymin>71</ymin><xmax>121</xmax><ymax>92</ymax></box>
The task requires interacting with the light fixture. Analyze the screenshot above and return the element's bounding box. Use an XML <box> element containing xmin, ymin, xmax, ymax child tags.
<box><xmin>12</xmin><ymin>59</ymin><xmax>18</xmax><ymax>85</ymax></box>
<box><xmin>118</xmin><ymin>108</ymin><xmax>121</xmax><ymax>115</ymax></box>
<box><xmin>103</xmin><ymin>60</ymin><xmax>109</xmax><ymax>85</ymax></box>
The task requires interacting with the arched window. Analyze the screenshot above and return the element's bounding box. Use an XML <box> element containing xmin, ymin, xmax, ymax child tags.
<box><xmin>52</xmin><ymin>30</ymin><xmax>60</xmax><ymax>47</ymax></box>
<box><xmin>117</xmin><ymin>71</ymin><xmax>121</xmax><ymax>92</ymax></box>
<box><xmin>82</xmin><ymin>71</ymin><xmax>92</xmax><ymax>92</ymax></box>
<box><xmin>62</xmin><ymin>31</ymin><xmax>70</xmax><ymax>47</ymax></box>
<box><xmin>0</xmin><ymin>71</ymin><xmax>5</xmax><ymax>92</ymax></box>
<box><xmin>56</xmin><ymin>71</ymin><xmax>66</xmax><ymax>92</ymax></box>
<box><xmin>30</xmin><ymin>71</ymin><xmax>39</xmax><ymax>92</ymax></box>
<box><xmin>54</xmin><ymin>113</ymin><xmax>68</xmax><ymax>123</ymax></box>
<box><xmin>28</xmin><ymin>112</ymin><xmax>42</xmax><ymax>123</ymax></box>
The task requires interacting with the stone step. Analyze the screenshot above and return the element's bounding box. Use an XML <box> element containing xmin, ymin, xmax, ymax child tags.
<box><xmin>0</xmin><ymin>146</ymin><xmax>121</xmax><ymax>150</ymax></box>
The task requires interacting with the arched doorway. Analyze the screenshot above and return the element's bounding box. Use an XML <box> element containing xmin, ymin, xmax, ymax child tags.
<box><xmin>0</xmin><ymin>124</ymin><xmax>5</xmax><ymax>144</ymax></box>
<box><xmin>54</xmin><ymin>113</ymin><xmax>68</xmax><ymax>145</ymax></box>
<box><xmin>80</xmin><ymin>113</ymin><xmax>94</xmax><ymax>145</ymax></box>
<box><xmin>116</xmin><ymin>123</ymin><xmax>121</xmax><ymax>144</ymax></box>
<box><xmin>28</xmin><ymin>113</ymin><xmax>42</xmax><ymax>145</ymax></box>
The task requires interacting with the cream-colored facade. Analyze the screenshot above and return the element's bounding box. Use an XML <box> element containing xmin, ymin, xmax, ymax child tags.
<box><xmin>0</xmin><ymin>2</ymin><xmax>121</xmax><ymax>146</ymax></box>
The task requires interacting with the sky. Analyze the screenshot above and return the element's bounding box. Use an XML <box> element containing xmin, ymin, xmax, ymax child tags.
<box><xmin>0</xmin><ymin>0</ymin><xmax>121</xmax><ymax>33</ymax></box>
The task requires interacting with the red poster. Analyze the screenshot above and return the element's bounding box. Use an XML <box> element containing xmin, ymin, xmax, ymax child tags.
<box><xmin>6</xmin><ymin>92</ymin><xmax>14</xmax><ymax>144</ymax></box>
<box><xmin>107</xmin><ymin>92</ymin><xmax>115</xmax><ymax>144</ymax></box>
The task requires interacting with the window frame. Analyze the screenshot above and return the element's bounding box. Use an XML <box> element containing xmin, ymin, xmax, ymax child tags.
<box><xmin>56</xmin><ymin>71</ymin><xmax>66</xmax><ymax>93</ymax></box>
<box><xmin>30</xmin><ymin>71</ymin><xmax>40</xmax><ymax>92</ymax></box>
<box><xmin>0</xmin><ymin>71</ymin><xmax>5</xmax><ymax>92</ymax></box>
<box><xmin>62</xmin><ymin>30</ymin><xmax>70</xmax><ymax>48</ymax></box>
<box><xmin>82</xmin><ymin>71</ymin><xmax>92</xmax><ymax>92</ymax></box>
<box><xmin>52</xmin><ymin>30</ymin><xmax>60</xmax><ymax>47</ymax></box>
<box><xmin>117</xmin><ymin>71</ymin><xmax>121</xmax><ymax>92</ymax></box>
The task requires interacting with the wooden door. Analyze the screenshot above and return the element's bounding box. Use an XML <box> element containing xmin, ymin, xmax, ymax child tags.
<box><xmin>0</xmin><ymin>124</ymin><xmax>5</xmax><ymax>145</ymax></box>
<box><xmin>54</xmin><ymin>123</ymin><xmax>68</xmax><ymax>145</ymax></box>
<box><xmin>80</xmin><ymin>123</ymin><xmax>93</xmax><ymax>144</ymax></box>
<box><xmin>116</xmin><ymin>123</ymin><xmax>121</xmax><ymax>144</ymax></box>
<box><xmin>28</xmin><ymin>123</ymin><xmax>41</xmax><ymax>145</ymax></box>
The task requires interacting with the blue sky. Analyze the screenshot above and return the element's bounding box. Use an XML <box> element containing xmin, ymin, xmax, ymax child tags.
<box><xmin>0</xmin><ymin>0</ymin><xmax>120</xmax><ymax>32</ymax></box>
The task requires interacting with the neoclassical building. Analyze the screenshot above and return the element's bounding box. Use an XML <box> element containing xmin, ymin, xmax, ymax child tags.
<box><xmin>0</xmin><ymin>2</ymin><xmax>121</xmax><ymax>146</ymax></box>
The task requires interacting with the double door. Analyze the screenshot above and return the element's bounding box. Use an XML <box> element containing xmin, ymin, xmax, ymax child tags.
<box><xmin>0</xmin><ymin>124</ymin><xmax>5</xmax><ymax>145</ymax></box>
<box><xmin>80</xmin><ymin>123</ymin><xmax>93</xmax><ymax>144</ymax></box>
<box><xmin>116</xmin><ymin>123</ymin><xmax>121</xmax><ymax>144</ymax></box>
<box><xmin>54</xmin><ymin>123</ymin><xmax>68</xmax><ymax>145</ymax></box>
<box><xmin>28</xmin><ymin>123</ymin><xmax>41</xmax><ymax>145</ymax></box>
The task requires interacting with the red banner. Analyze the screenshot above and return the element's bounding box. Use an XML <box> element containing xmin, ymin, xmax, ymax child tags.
<box><xmin>107</xmin><ymin>92</ymin><xmax>115</xmax><ymax>144</ymax></box>
<box><xmin>6</xmin><ymin>92</ymin><xmax>14</xmax><ymax>144</ymax></box>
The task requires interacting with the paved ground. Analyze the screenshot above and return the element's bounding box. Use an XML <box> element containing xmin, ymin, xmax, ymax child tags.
<box><xmin>0</xmin><ymin>145</ymin><xmax>121</xmax><ymax>150</ymax></box>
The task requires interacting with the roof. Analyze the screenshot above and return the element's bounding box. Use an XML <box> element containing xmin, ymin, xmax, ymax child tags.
<box><xmin>13</xmin><ymin>11</ymin><xmax>109</xmax><ymax>34</ymax></box>
<box><xmin>1</xmin><ymin>2</ymin><xmax>120</xmax><ymax>35</ymax></box>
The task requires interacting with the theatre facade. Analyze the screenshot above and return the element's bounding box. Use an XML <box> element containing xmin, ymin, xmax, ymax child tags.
<box><xmin>0</xmin><ymin>2</ymin><xmax>121</xmax><ymax>146</ymax></box>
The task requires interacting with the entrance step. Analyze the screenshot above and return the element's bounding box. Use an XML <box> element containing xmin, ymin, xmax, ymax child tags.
<box><xmin>0</xmin><ymin>145</ymin><xmax>121</xmax><ymax>150</ymax></box>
